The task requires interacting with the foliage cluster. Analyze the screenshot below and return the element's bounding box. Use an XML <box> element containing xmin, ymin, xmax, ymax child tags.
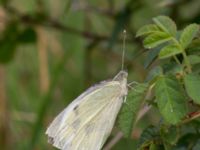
<box><xmin>118</xmin><ymin>16</ymin><xmax>200</xmax><ymax>150</ymax></box>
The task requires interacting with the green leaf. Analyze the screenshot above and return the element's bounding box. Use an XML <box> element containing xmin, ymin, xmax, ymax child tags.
<box><xmin>144</xmin><ymin>43</ymin><xmax>168</xmax><ymax>68</ymax></box>
<box><xmin>138</xmin><ymin>125</ymin><xmax>161</xmax><ymax>149</ymax></box>
<box><xmin>187</xmin><ymin>38</ymin><xmax>200</xmax><ymax>52</ymax></box>
<box><xmin>192</xmin><ymin>64</ymin><xmax>200</xmax><ymax>74</ymax></box>
<box><xmin>184</xmin><ymin>73</ymin><xmax>200</xmax><ymax>104</ymax></box>
<box><xmin>118</xmin><ymin>83</ymin><xmax>148</xmax><ymax>137</ymax></box>
<box><xmin>160</xmin><ymin>126</ymin><xmax>178</xmax><ymax>145</ymax></box>
<box><xmin>193</xmin><ymin>139</ymin><xmax>200</xmax><ymax>150</ymax></box>
<box><xmin>162</xmin><ymin>62</ymin><xmax>182</xmax><ymax>75</ymax></box>
<box><xmin>188</xmin><ymin>55</ymin><xmax>200</xmax><ymax>65</ymax></box>
<box><xmin>173</xmin><ymin>133</ymin><xmax>198</xmax><ymax>150</ymax></box>
<box><xmin>155</xmin><ymin>76</ymin><xmax>187</xmax><ymax>124</ymax></box>
<box><xmin>145</xmin><ymin>66</ymin><xmax>163</xmax><ymax>82</ymax></box>
<box><xmin>153</xmin><ymin>16</ymin><xmax>177</xmax><ymax>36</ymax></box>
<box><xmin>136</xmin><ymin>24</ymin><xmax>161</xmax><ymax>37</ymax></box>
<box><xmin>143</xmin><ymin>46</ymin><xmax>161</xmax><ymax>69</ymax></box>
<box><xmin>180</xmin><ymin>24</ymin><xmax>199</xmax><ymax>49</ymax></box>
<box><xmin>158</xmin><ymin>44</ymin><xmax>182</xmax><ymax>59</ymax></box>
<box><xmin>143</xmin><ymin>32</ymin><xmax>171</xmax><ymax>49</ymax></box>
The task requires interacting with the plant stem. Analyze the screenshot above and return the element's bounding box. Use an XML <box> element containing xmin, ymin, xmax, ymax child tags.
<box><xmin>180</xmin><ymin>111</ymin><xmax>200</xmax><ymax>124</ymax></box>
<box><xmin>182</xmin><ymin>50</ymin><xmax>192</xmax><ymax>73</ymax></box>
<box><xmin>173</xmin><ymin>55</ymin><xmax>181</xmax><ymax>66</ymax></box>
<box><xmin>172</xmin><ymin>38</ymin><xmax>192</xmax><ymax>73</ymax></box>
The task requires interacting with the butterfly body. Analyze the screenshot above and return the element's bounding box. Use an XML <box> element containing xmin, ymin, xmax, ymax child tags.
<box><xmin>46</xmin><ymin>70</ymin><xmax>128</xmax><ymax>150</ymax></box>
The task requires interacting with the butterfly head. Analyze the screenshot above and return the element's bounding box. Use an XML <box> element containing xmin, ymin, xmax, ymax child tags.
<box><xmin>113</xmin><ymin>70</ymin><xmax>128</xmax><ymax>95</ymax></box>
<box><xmin>114</xmin><ymin>70</ymin><xmax>128</xmax><ymax>81</ymax></box>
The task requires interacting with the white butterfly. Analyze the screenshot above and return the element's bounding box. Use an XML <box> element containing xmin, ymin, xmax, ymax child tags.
<box><xmin>45</xmin><ymin>70</ymin><xmax>128</xmax><ymax>150</ymax></box>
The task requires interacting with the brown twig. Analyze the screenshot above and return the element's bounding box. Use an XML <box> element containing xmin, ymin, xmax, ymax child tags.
<box><xmin>103</xmin><ymin>132</ymin><xmax>124</xmax><ymax>150</ymax></box>
<box><xmin>3</xmin><ymin>6</ymin><xmax>137</xmax><ymax>44</ymax></box>
<box><xmin>181</xmin><ymin>111</ymin><xmax>200</xmax><ymax>124</ymax></box>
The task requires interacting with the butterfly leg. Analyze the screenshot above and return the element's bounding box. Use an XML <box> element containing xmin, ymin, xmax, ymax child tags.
<box><xmin>128</xmin><ymin>82</ymin><xmax>147</xmax><ymax>93</ymax></box>
<box><xmin>128</xmin><ymin>81</ymin><xmax>147</xmax><ymax>88</ymax></box>
<box><xmin>128</xmin><ymin>81</ymin><xmax>139</xmax><ymax>86</ymax></box>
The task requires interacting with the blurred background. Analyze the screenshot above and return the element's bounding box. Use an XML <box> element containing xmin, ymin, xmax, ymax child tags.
<box><xmin>0</xmin><ymin>0</ymin><xmax>200</xmax><ymax>149</ymax></box>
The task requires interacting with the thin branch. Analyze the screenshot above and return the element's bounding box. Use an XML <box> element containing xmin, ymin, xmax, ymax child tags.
<box><xmin>103</xmin><ymin>132</ymin><xmax>124</xmax><ymax>150</ymax></box>
<box><xmin>181</xmin><ymin>111</ymin><xmax>200</xmax><ymax>124</ymax></box>
<box><xmin>3</xmin><ymin>6</ymin><xmax>135</xmax><ymax>43</ymax></box>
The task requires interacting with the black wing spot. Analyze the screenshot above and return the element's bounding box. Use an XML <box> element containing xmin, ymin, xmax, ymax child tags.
<box><xmin>73</xmin><ymin>105</ymin><xmax>79</xmax><ymax>111</ymax></box>
<box><xmin>73</xmin><ymin>105</ymin><xmax>79</xmax><ymax>115</ymax></box>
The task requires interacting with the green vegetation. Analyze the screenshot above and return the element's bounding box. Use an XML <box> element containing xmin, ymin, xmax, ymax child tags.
<box><xmin>0</xmin><ymin>0</ymin><xmax>200</xmax><ymax>150</ymax></box>
<box><xmin>121</xmin><ymin>15</ymin><xmax>200</xmax><ymax>150</ymax></box>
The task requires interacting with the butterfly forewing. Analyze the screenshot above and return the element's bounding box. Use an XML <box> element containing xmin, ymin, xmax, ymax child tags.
<box><xmin>46</xmin><ymin>82</ymin><xmax>123</xmax><ymax>149</ymax></box>
<box><xmin>46</xmin><ymin>71</ymin><xmax>128</xmax><ymax>150</ymax></box>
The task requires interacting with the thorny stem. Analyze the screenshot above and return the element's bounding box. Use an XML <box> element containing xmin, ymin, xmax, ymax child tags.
<box><xmin>180</xmin><ymin>111</ymin><xmax>200</xmax><ymax>124</ymax></box>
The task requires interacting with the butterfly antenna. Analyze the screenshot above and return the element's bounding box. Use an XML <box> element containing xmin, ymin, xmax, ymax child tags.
<box><xmin>121</xmin><ymin>30</ymin><xmax>126</xmax><ymax>71</ymax></box>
